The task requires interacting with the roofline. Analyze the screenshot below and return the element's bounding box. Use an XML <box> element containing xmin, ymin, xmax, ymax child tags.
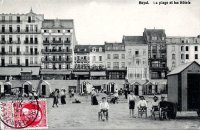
<box><xmin>167</xmin><ymin>61</ymin><xmax>200</xmax><ymax>76</ymax></box>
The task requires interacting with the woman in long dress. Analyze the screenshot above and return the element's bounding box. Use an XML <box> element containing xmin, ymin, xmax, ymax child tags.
<box><xmin>52</xmin><ymin>89</ymin><xmax>59</xmax><ymax>107</ymax></box>
<box><xmin>91</xmin><ymin>88</ymin><xmax>98</xmax><ymax>105</ymax></box>
<box><xmin>60</xmin><ymin>89</ymin><xmax>66</xmax><ymax>104</ymax></box>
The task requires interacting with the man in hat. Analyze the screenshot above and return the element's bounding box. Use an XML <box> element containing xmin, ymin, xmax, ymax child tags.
<box><xmin>159</xmin><ymin>95</ymin><xmax>168</xmax><ymax>119</ymax></box>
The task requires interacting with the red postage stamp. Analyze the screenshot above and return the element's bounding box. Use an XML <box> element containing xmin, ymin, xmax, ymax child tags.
<box><xmin>0</xmin><ymin>99</ymin><xmax>47</xmax><ymax>129</ymax></box>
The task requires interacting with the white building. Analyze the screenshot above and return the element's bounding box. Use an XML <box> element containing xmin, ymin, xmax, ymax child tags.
<box><xmin>123</xmin><ymin>36</ymin><xmax>149</xmax><ymax>82</ymax></box>
<box><xmin>0</xmin><ymin>9</ymin><xmax>44</xmax><ymax>67</ymax></box>
<box><xmin>166</xmin><ymin>36</ymin><xmax>200</xmax><ymax>71</ymax></box>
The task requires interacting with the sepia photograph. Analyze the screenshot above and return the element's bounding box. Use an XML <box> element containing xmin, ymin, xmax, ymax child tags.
<box><xmin>0</xmin><ymin>0</ymin><xmax>200</xmax><ymax>129</ymax></box>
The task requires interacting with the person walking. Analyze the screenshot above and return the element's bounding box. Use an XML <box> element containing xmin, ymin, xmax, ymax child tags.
<box><xmin>91</xmin><ymin>88</ymin><xmax>98</xmax><ymax>105</ymax></box>
<box><xmin>114</xmin><ymin>89</ymin><xmax>119</xmax><ymax>104</ymax></box>
<box><xmin>128</xmin><ymin>90</ymin><xmax>137</xmax><ymax>118</ymax></box>
<box><xmin>52</xmin><ymin>89</ymin><xmax>59</xmax><ymax>107</ymax></box>
<box><xmin>60</xmin><ymin>89</ymin><xmax>66</xmax><ymax>104</ymax></box>
<box><xmin>124</xmin><ymin>88</ymin><xmax>128</xmax><ymax>99</ymax></box>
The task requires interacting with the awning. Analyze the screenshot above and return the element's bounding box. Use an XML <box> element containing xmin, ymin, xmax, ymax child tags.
<box><xmin>90</xmin><ymin>71</ymin><xmax>106</xmax><ymax>76</ymax></box>
<box><xmin>73</xmin><ymin>72</ymin><xmax>89</xmax><ymax>75</ymax></box>
<box><xmin>41</xmin><ymin>70</ymin><xmax>71</xmax><ymax>75</ymax></box>
<box><xmin>0</xmin><ymin>67</ymin><xmax>40</xmax><ymax>76</ymax></box>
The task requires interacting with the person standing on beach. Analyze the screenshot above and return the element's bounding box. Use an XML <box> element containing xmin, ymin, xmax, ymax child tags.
<box><xmin>60</xmin><ymin>89</ymin><xmax>66</xmax><ymax>104</ymax></box>
<box><xmin>52</xmin><ymin>89</ymin><xmax>59</xmax><ymax>107</ymax></box>
<box><xmin>128</xmin><ymin>90</ymin><xmax>137</xmax><ymax>118</ymax></box>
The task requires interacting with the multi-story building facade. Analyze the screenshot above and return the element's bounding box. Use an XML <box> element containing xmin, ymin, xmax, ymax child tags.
<box><xmin>0</xmin><ymin>9</ymin><xmax>43</xmax><ymax>67</ymax></box>
<box><xmin>40</xmin><ymin>19</ymin><xmax>76</xmax><ymax>80</ymax></box>
<box><xmin>89</xmin><ymin>45</ymin><xmax>106</xmax><ymax>79</ymax></box>
<box><xmin>0</xmin><ymin>10</ymin><xmax>43</xmax><ymax>80</ymax></box>
<box><xmin>105</xmin><ymin>42</ymin><xmax>126</xmax><ymax>79</ymax></box>
<box><xmin>73</xmin><ymin>45</ymin><xmax>90</xmax><ymax>79</ymax></box>
<box><xmin>167</xmin><ymin>36</ymin><xmax>200</xmax><ymax>71</ymax></box>
<box><xmin>143</xmin><ymin>28</ymin><xmax>168</xmax><ymax>79</ymax></box>
<box><xmin>123</xmin><ymin>36</ymin><xmax>149</xmax><ymax>81</ymax></box>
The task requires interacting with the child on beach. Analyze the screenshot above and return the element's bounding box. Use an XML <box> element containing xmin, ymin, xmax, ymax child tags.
<box><xmin>99</xmin><ymin>97</ymin><xmax>109</xmax><ymax>121</ymax></box>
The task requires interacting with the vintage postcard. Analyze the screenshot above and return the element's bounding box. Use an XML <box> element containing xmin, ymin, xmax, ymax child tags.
<box><xmin>0</xmin><ymin>0</ymin><xmax>199</xmax><ymax>129</ymax></box>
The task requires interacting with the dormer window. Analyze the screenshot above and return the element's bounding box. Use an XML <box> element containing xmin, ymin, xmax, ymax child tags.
<box><xmin>92</xmin><ymin>47</ymin><xmax>96</xmax><ymax>52</ymax></box>
<box><xmin>28</xmin><ymin>16</ymin><xmax>31</xmax><ymax>23</ymax></box>
<box><xmin>99</xmin><ymin>47</ymin><xmax>102</xmax><ymax>52</ymax></box>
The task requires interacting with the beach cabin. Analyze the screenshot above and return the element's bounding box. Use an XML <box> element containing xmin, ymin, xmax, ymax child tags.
<box><xmin>39</xmin><ymin>80</ymin><xmax>51</xmax><ymax>97</ymax></box>
<box><xmin>168</xmin><ymin>61</ymin><xmax>200</xmax><ymax>116</ymax></box>
<box><xmin>22</xmin><ymin>81</ymin><xmax>33</xmax><ymax>96</ymax></box>
<box><xmin>4</xmin><ymin>81</ymin><xmax>12</xmax><ymax>94</ymax></box>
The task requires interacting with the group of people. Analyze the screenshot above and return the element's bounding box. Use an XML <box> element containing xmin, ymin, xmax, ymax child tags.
<box><xmin>52</xmin><ymin>89</ymin><xmax>67</xmax><ymax>107</ymax></box>
<box><xmin>128</xmin><ymin>90</ymin><xmax>169</xmax><ymax>118</ymax></box>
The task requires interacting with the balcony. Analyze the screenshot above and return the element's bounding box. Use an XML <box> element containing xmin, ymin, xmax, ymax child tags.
<box><xmin>76</xmin><ymin>59</ymin><xmax>89</xmax><ymax>63</ymax></box>
<box><xmin>24</xmin><ymin>41</ymin><xmax>38</xmax><ymax>44</ymax></box>
<box><xmin>0</xmin><ymin>30</ymin><xmax>40</xmax><ymax>34</ymax></box>
<box><xmin>23</xmin><ymin>52</ymin><xmax>39</xmax><ymax>55</ymax></box>
<box><xmin>42</xmin><ymin>40</ymin><xmax>71</xmax><ymax>45</ymax></box>
<box><xmin>152</xmin><ymin>49</ymin><xmax>157</xmax><ymax>53</ymax></box>
<box><xmin>150</xmin><ymin>66</ymin><xmax>168</xmax><ymax>71</ymax></box>
<box><xmin>42</xmin><ymin>58</ymin><xmax>72</xmax><ymax>63</ymax></box>
<box><xmin>0</xmin><ymin>41</ymin><xmax>6</xmax><ymax>44</ymax></box>
<box><xmin>0</xmin><ymin>20</ymin><xmax>22</xmax><ymax>23</ymax></box>
<box><xmin>0</xmin><ymin>52</ymin><xmax>21</xmax><ymax>55</ymax></box>
<box><xmin>41</xmin><ymin>49</ymin><xmax>72</xmax><ymax>54</ymax></box>
<box><xmin>159</xmin><ymin>49</ymin><xmax>166</xmax><ymax>53</ymax></box>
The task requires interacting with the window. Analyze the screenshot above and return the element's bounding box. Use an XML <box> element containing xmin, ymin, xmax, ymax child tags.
<box><xmin>107</xmin><ymin>62</ymin><xmax>111</xmax><ymax>68</ymax></box>
<box><xmin>68</xmin><ymin>30</ymin><xmax>70</xmax><ymax>33</ymax></box>
<box><xmin>107</xmin><ymin>54</ymin><xmax>111</xmax><ymax>59</ymax></box>
<box><xmin>30</xmin><ymin>25</ymin><xmax>33</xmax><ymax>32</ymax></box>
<box><xmin>186</xmin><ymin>46</ymin><xmax>189</xmax><ymax>51</ymax></box>
<box><xmin>93</xmin><ymin>56</ymin><xmax>96</xmax><ymax>62</ymax></box>
<box><xmin>195</xmin><ymin>54</ymin><xmax>198</xmax><ymax>59</ymax></box>
<box><xmin>17</xmin><ymin>16</ymin><xmax>20</xmax><ymax>22</ymax></box>
<box><xmin>35</xmin><ymin>25</ymin><xmax>38</xmax><ymax>32</ymax></box>
<box><xmin>181</xmin><ymin>54</ymin><xmax>184</xmax><ymax>60</ymax></box>
<box><xmin>182</xmin><ymin>40</ymin><xmax>184</xmax><ymax>43</ymax></box>
<box><xmin>135</xmin><ymin>50</ymin><xmax>139</xmax><ymax>56</ymax></box>
<box><xmin>136</xmin><ymin>59</ymin><xmax>140</xmax><ymax>65</ymax></box>
<box><xmin>44</xmin><ymin>30</ymin><xmax>47</xmax><ymax>33</ymax></box>
<box><xmin>9</xmin><ymin>35</ymin><xmax>12</xmax><ymax>43</ymax></box>
<box><xmin>172</xmin><ymin>54</ymin><xmax>175</xmax><ymax>60</ymax></box>
<box><xmin>92</xmin><ymin>47</ymin><xmax>96</xmax><ymax>52</ymax></box>
<box><xmin>186</xmin><ymin>54</ymin><xmax>189</xmax><ymax>59</ymax></box>
<box><xmin>34</xmin><ymin>57</ymin><xmax>37</xmax><ymax>64</ymax></box>
<box><xmin>99</xmin><ymin>56</ymin><xmax>102</xmax><ymax>61</ymax></box>
<box><xmin>9</xmin><ymin>16</ymin><xmax>12</xmax><ymax>21</ymax></box>
<box><xmin>30</xmin><ymin>57</ymin><xmax>33</xmax><ymax>64</ymax></box>
<box><xmin>99</xmin><ymin>47</ymin><xmax>102</xmax><ymax>52</ymax></box>
<box><xmin>121</xmin><ymin>62</ymin><xmax>125</xmax><ymax>68</ymax></box>
<box><xmin>9</xmin><ymin>46</ymin><xmax>12</xmax><ymax>52</ymax></box>
<box><xmin>113</xmin><ymin>54</ymin><xmax>119</xmax><ymax>59</ymax></box>
<box><xmin>2</xmin><ymin>16</ymin><xmax>5</xmax><ymax>22</ymax></box>
<box><xmin>2</xmin><ymin>25</ymin><xmax>5</xmax><ymax>32</ymax></box>
<box><xmin>181</xmin><ymin>46</ymin><xmax>184</xmax><ymax>51</ymax></box>
<box><xmin>9</xmin><ymin>25</ymin><xmax>12</xmax><ymax>32</ymax></box>
<box><xmin>143</xmin><ymin>49</ymin><xmax>146</xmax><ymax>55</ymax></box>
<box><xmin>17</xmin><ymin>25</ymin><xmax>20</xmax><ymax>32</ymax></box>
<box><xmin>58</xmin><ymin>30</ymin><xmax>60</xmax><ymax>33</ymax></box>
<box><xmin>195</xmin><ymin>46</ymin><xmax>198</xmax><ymax>51</ymax></box>
<box><xmin>26</xmin><ymin>25</ymin><xmax>29</xmax><ymax>32</ymax></box>
<box><xmin>9</xmin><ymin>57</ymin><xmax>12</xmax><ymax>64</ymax></box>
<box><xmin>25</xmin><ymin>46</ymin><xmax>29</xmax><ymax>53</ymax></box>
<box><xmin>1</xmin><ymin>35</ymin><xmax>5</xmax><ymax>42</ymax></box>
<box><xmin>113</xmin><ymin>62</ymin><xmax>119</xmax><ymax>69</ymax></box>
<box><xmin>121</xmin><ymin>54</ymin><xmax>125</xmax><ymax>59</ymax></box>
<box><xmin>28</xmin><ymin>16</ymin><xmax>31</xmax><ymax>23</ymax></box>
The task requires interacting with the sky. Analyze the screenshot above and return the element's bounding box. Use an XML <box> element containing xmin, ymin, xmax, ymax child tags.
<box><xmin>0</xmin><ymin>0</ymin><xmax>200</xmax><ymax>44</ymax></box>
